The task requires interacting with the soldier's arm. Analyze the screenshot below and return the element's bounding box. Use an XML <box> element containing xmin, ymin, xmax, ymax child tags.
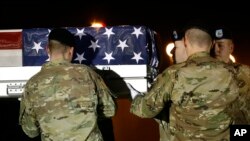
<box><xmin>238</xmin><ymin>65</ymin><xmax>250</xmax><ymax>123</ymax></box>
<box><xmin>130</xmin><ymin>69</ymin><xmax>174</xmax><ymax>118</ymax></box>
<box><xmin>228</xmin><ymin>64</ymin><xmax>250</xmax><ymax>124</ymax></box>
<box><xmin>93</xmin><ymin>71</ymin><xmax>116</xmax><ymax>118</ymax></box>
<box><xmin>19</xmin><ymin>85</ymin><xmax>40</xmax><ymax>138</ymax></box>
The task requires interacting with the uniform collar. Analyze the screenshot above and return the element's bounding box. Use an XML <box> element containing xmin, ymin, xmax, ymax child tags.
<box><xmin>187</xmin><ymin>51</ymin><xmax>210</xmax><ymax>61</ymax></box>
<box><xmin>43</xmin><ymin>60</ymin><xmax>71</xmax><ymax>68</ymax></box>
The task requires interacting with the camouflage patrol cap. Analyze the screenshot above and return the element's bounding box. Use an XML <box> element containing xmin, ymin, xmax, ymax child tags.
<box><xmin>49</xmin><ymin>28</ymin><xmax>76</xmax><ymax>47</ymax></box>
<box><xmin>214</xmin><ymin>27</ymin><xmax>233</xmax><ymax>40</ymax></box>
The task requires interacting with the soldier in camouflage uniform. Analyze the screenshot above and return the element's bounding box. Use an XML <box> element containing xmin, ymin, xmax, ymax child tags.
<box><xmin>19</xmin><ymin>28</ymin><xmax>116</xmax><ymax>141</ymax></box>
<box><xmin>213</xmin><ymin>27</ymin><xmax>250</xmax><ymax>124</ymax></box>
<box><xmin>129</xmin><ymin>24</ymin><xmax>245</xmax><ymax>141</ymax></box>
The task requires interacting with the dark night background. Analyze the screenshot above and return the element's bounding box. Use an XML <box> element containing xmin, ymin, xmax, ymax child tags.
<box><xmin>0</xmin><ymin>1</ymin><xmax>250</xmax><ymax>140</ymax></box>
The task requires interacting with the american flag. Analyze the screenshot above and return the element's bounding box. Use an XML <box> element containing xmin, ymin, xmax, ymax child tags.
<box><xmin>22</xmin><ymin>25</ymin><xmax>159</xmax><ymax>68</ymax></box>
<box><xmin>0</xmin><ymin>29</ymin><xmax>23</xmax><ymax>67</ymax></box>
<box><xmin>0</xmin><ymin>26</ymin><xmax>160</xmax><ymax>97</ymax></box>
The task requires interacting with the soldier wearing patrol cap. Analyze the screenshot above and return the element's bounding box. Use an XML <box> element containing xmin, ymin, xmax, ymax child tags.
<box><xmin>171</xmin><ymin>29</ymin><xmax>188</xmax><ymax>64</ymax></box>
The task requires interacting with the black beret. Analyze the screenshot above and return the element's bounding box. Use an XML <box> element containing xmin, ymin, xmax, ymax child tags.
<box><xmin>49</xmin><ymin>28</ymin><xmax>76</xmax><ymax>47</ymax></box>
<box><xmin>171</xmin><ymin>29</ymin><xmax>184</xmax><ymax>41</ymax></box>
<box><xmin>214</xmin><ymin>27</ymin><xmax>233</xmax><ymax>40</ymax></box>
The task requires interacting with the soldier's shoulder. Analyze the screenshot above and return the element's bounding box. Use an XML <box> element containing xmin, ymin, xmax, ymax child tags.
<box><xmin>72</xmin><ymin>64</ymin><xmax>101</xmax><ymax>78</ymax></box>
<box><xmin>159</xmin><ymin>63</ymin><xmax>185</xmax><ymax>77</ymax></box>
<box><xmin>239</xmin><ymin>63</ymin><xmax>250</xmax><ymax>70</ymax></box>
<box><xmin>226</xmin><ymin>62</ymin><xmax>250</xmax><ymax>73</ymax></box>
<box><xmin>71</xmin><ymin>63</ymin><xmax>93</xmax><ymax>72</ymax></box>
<box><xmin>168</xmin><ymin>62</ymin><xmax>186</xmax><ymax>70</ymax></box>
<box><xmin>26</xmin><ymin>71</ymin><xmax>42</xmax><ymax>84</ymax></box>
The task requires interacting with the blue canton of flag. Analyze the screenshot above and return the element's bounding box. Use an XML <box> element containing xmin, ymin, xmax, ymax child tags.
<box><xmin>22</xmin><ymin>26</ymin><xmax>159</xmax><ymax>68</ymax></box>
<box><xmin>68</xmin><ymin>25</ymin><xmax>159</xmax><ymax>67</ymax></box>
<box><xmin>22</xmin><ymin>28</ymin><xmax>50</xmax><ymax>66</ymax></box>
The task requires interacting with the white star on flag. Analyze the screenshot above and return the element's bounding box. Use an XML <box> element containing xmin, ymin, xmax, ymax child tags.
<box><xmin>117</xmin><ymin>39</ymin><xmax>129</xmax><ymax>52</ymax></box>
<box><xmin>131</xmin><ymin>52</ymin><xmax>143</xmax><ymax>64</ymax></box>
<box><xmin>32</xmin><ymin>42</ymin><xmax>43</xmax><ymax>54</ymax></box>
<box><xmin>89</xmin><ymin>40</ymin><xmax>101</xmax><ymax>52</ymax></box>
<box><xmin>75</xmin><ymin>28</ymin><xmax>86</xmax><ymax>40</ymax></box>
<box><xmin>103</xmin><ymin>52</ymin><xmax>115</xmax><ymax>64</ymax></box>
<box><xmin>74</xmin><ymin>52</ymin><xmax>86</xmax><ymax>64</ymax></box>
<box><xmin>103</xmin><ymin>27</ymin><xmax>115</xmax><ymax>39</ymax></box>
<box><xmin>131</xmin><ymin>27</ymin><xmax>143</xmax><ymax>38</ymax></box>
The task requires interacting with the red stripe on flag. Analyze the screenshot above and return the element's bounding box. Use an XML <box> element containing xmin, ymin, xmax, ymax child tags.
<box><xmin>0</xmin><ymin>30</ymin><xmax>22</xmax><ymax>49</ymax></box>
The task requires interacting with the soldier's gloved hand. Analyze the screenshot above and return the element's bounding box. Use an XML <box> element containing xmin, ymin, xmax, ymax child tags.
<box><xmin>126</xmin><ymin>83</ymin><xmax>142</xmax><ymax>99</ymax></box>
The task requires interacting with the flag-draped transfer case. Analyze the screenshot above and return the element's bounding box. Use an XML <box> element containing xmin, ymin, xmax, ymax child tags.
<box><xmin>0</xmin><ymin>25</ymin><xmax>160</xmax><ymax>98</ymax></box>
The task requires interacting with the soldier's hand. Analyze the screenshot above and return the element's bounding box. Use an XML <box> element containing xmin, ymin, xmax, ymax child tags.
<box><xmin>126</xmin><ymin>83</ymin><xmax>142</xmax><ymax>99</ymax></box>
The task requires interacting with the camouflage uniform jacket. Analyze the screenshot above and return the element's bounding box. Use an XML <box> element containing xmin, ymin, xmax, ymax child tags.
<box><xmin>130</xmin><ymin>52</ymin><xmax>240</xmax><ymax>141</ymax></box>
<box><xmin>225</xmin><ymin>62</ymin><xmax>250</xmax><ymax>124</ymax></box>
<box><xmin>19</xmin><ymin>60</ymin><xmax>116</xmax><ymax>141</ymax></box>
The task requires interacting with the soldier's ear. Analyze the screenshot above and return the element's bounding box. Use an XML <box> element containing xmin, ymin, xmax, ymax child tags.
<box><xmin>69</xmin><ymin>47</ymin><xmax>74</xmax><ymax>56</ymax></box>
<box><xmin>210</xmin><ymin>40</ymin><xmax>215</xmax><ymax>50</ymax></box>
<box><xmin>46</xmin><ymin>46</ymin><xmax>50</xmax><ymax>55</ymax></box>
<box><xmin>183</xmin><ymin>36</ymin><xmax>187</xmax><ymax>48</ymax></box>
<box><xmin>230</xmin><ymin>42</ymin><xmax>234</xmax><ymax>54</ymax></box>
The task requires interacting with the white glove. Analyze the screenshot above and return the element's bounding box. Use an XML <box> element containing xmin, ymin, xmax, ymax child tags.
<box><xmin>126</xmin><ymin>83</ymin><xmax>142</xmax><ymax>99</ymax></box>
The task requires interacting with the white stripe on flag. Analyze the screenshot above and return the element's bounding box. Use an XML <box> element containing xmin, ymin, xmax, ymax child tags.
<box><xmin>0</xmin><ymin>49</ymin><xmax>22</xmax><ymax>66</ymax></box>
<box><xmin>94</xmin><ymin>65</ymin><xmax>147</xmax><ymax>77</ymax></box>
<box><xmin>0</xmin><ymin>29</ymin><xmax>22</xmax><ymax>32</ymax></box>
